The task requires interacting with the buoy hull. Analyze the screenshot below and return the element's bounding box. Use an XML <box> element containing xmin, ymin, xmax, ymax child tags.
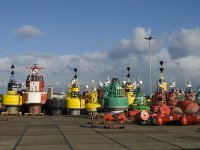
<box><xmin>176</xmin><ymin>100</ymin><xmax>199</xmax><ymax>115</ymax></box>
<box><xmin>22</xmin><ymin>92</ymin><xmax>47</xmax><ymax>113</ymax></box>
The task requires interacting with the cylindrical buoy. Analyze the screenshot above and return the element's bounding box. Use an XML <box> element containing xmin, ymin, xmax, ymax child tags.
<box><xmin>134</xmin><ymin>111</ymin><xmax>149</xmax><ymax>123</ymax></box>
<box><xmin>28</xmin><ymin>105</ymin><xmax>41</xmax><ymax>113</ymax></box>
<box><xmin>46</xmin><ymin>98</ymin><xmax>66</xmax><ymax>115</ymax></box>
<box><xmin>176</xmin><ymin>100</ymin><xmax>199</xmax><ymax>115</ymax></box>
<box><xmin>181</xmin><ymin>114</ymin><xmax>200</xmax><ymax>126</ymax></box>
<box><xmin>156</xmin><ymin>113</ymin><xmax>180</xmax><ymax>125</ymax></box>
<box><xmin>159</xmin><ymin>104</ymin><xmax>171</xmax><ymax>115</ymax></box>
<box><xmin>128</xmin><ymin>110</ymin><xmax>141</xmax><ymax>118</ymax></box>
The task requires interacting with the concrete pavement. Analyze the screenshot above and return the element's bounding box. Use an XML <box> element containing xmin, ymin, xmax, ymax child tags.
<box><xmin>0</xmin><ymin>115</ymin><xmax>199</xmax><ymax>150</ymax></box>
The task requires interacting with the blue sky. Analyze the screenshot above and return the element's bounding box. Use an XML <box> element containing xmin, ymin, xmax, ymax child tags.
<box><xmin>0</xmin><ymin>0</ymin><xmax>200</xmax><ymax>93</ymax></box>
<box><xmin>1</xmin><ymin>0</ymin><xmax>199</xmax><ymax>54</ymax></box>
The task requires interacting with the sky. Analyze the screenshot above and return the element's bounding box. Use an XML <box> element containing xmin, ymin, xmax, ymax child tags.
<box><xmin>0</xmin><ymin>0</ymin><xmax>200</xmax><ymax>94</ymax></box>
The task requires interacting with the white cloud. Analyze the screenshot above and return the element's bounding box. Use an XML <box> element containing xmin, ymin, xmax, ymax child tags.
<box><xmin>168</xmin><ymin>27</ymin><xmax>200</xmax><ymax>59</ymax></box>
<box><xmin>1</xmin><ymin>27</ymin><xmax>200</xmax><ymax>94</ymax></box>
<box><xmin>14</xmin><ymin>25</ymin><xmax>45</xmax><ymax>39</ymax></box>
<box><xmin>132</xmin><ymin>27</ymin><xmax>151</xmax><ymax>51</ymax></box>
<box><xmin>0</xmin><ymin>57</ymin><xmax>12</xmax><ymax>71</ymax></box>
<box><xmin>119</xmin><ymin>38</ymin><xmax>130</xmax><ymax>49</ymax></box>
<box><xmin>108</xmin><ymin>27</ymin><xmax>163</xmax><ymax>59</ymax></box>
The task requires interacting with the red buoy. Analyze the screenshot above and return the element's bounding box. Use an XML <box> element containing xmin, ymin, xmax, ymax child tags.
<box><xmin>156</xmin><ymin>113</ymin><xmax>180</xmax><ymax>125</ymax></box>
<box><xmin>128</xmin><ymin>110</ymin><xmax>141</xmax><ymax>118</ymax></box>
<box><xmin>159</xmin><ymin>104</ymin><xmax>170</xmax><ymax>115</ymax></box>
<box><xmin>181</xmin><ymin>114</ymin><xmax>200</xmax><ymax>126</ymax></box>
<box><xmin>134</xmin><ymin>111</ymin><xmax>149</xmax><ymax>123</ymax></box>
<box><xmin>176</xmin><ymin>100</ymin><xmax>199</xmax><ymax>115</ymax></box>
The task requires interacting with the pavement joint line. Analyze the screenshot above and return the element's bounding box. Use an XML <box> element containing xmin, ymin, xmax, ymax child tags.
<box><xmin>12</xmin><ymin>121</ymin><xmax>31</xmax><ymax>150</ymax></box>
<box><xmin>149</xmin><ymin>125</ymin><xmax>200</xmax><ymax>141</ymax></box>
<box><xmin>124</xmin><ymin>127</ymin><xmax>184</xmax><ymax>149</ymax></box>
<box><xmin>70</xmin><ymin>117</ymin><xmax>131</xmax><ymax>150</ymax></box>
<box><xmin>49</xmin><ymin>116</ymin><xmax>74</xmax><ymax>150</ymax></box>
<box><xmin>2</xmin><ymin>115</ymin><xmax>200</xmax><ymax>150</ymax></box>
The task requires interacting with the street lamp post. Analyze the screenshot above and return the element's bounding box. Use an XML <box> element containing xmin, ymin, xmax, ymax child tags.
<box><xmin>144</xmin><ymin>36</ymin><xmax>154</xmax><ymax>98</ymax></box>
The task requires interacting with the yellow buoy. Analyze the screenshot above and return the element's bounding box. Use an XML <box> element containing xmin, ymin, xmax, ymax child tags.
<box><xmin>66</xmin><ymin>68</ymin><xmax>85</xmax><ymax>115</ymax></box>
<box><xmin>124</xmin><ymin>67</ymin><xmax>135</xmax><ymax>106</ymax></box>
<box><xmin>3</xmin><ymin>91</ymin><xmax>22</xmax><ymax>106</ymax></box>
<box><xmin>85</xmin><ymin>84</ymin><xmax>101</xmax><ymax>112</ymax></box>
<box><xmin>2</xmin><ymin>64</ymin><xmax>22</xmax><ymax>113</ymax></box>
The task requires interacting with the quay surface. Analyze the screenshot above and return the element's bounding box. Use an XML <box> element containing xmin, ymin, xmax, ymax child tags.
<box><xmin>0</xmin><ymin>115</ymin><xmax>199</xmax><ymax>150</ymax></box>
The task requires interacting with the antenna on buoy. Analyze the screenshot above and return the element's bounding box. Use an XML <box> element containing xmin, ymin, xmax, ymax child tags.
<box><xmin>10</xmin><ymin>64</ymin><xmax>15</xmax><ymax>80</ymax></box>
<box><xmin>157</xmin><ymin>59</ymin><xmax>168</xmax><ymax>92</ymax></box>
